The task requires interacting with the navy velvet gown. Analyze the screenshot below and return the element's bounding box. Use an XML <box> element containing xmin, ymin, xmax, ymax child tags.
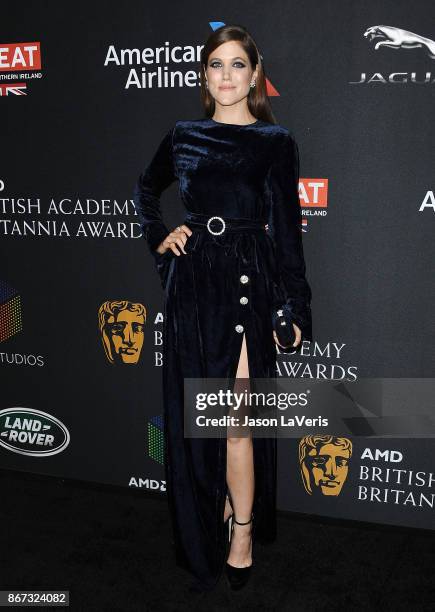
<box><xmin>133</xmin><ymin>117</ymin><xmax>312</xmax><ymax>589</ymax></box>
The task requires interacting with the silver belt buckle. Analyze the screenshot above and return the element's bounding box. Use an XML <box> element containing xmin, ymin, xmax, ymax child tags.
<box><xmin>206</xmin><ymin>216</ymin><xmax>226</xmax><ymax>236</ymax></box>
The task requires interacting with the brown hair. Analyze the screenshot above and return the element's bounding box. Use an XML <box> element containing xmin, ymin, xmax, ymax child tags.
<box><xmin>200</xmin><ymin>24</ymin><xmax>277</xmax><ymax>125</ymax></box>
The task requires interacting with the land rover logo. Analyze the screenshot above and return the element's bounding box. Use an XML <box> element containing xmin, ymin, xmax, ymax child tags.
<box><xmin>0</xmin><ymin>408</ymin><xmax>70</xmax><ymax>456</ymax></box>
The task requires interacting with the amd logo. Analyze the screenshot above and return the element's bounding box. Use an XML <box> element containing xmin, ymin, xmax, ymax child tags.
<box><xmin>361</xmin><ymin>448</ymin><xmax>403</xmax><ymax>462</ymax></box>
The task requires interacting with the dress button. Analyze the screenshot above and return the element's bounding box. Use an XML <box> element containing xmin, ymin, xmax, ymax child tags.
<box><xmin>240</xmin><ymin>296</ymin><xmax>248</xmax><ymax>305</ymax></box>
<box><xmin>235</xmin><ymin>324</ymin><xmax>244</xmax><ymax>333</ymax></box>
<box><xmin>240</xmin><ymin>275</ymin><xmax>249</xmax><ymax>284</ymax></box>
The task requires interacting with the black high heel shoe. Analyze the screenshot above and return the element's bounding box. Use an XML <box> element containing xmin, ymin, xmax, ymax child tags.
<box><xmin>225</xmin><ymin>513</ymin><xmax>254</xmax><ymax>590</ymax></box>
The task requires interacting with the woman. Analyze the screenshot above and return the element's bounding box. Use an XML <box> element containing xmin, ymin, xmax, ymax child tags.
<box><xmin>133</xmin><ymin>24</ymin><xmax>312</xmax><ymax>591</ymax></box>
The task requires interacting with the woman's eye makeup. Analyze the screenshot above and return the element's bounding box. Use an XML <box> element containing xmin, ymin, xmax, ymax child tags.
<box><xmin>209</xmin><ymin>61</ymin><xmax>246</xmax><ymax>68</ymax></box>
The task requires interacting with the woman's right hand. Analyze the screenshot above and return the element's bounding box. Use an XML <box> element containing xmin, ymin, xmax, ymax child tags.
<box><xmin>156</xmin><ymin>224</ymin><xmax>193</xmax><ymax>256</ymax></box>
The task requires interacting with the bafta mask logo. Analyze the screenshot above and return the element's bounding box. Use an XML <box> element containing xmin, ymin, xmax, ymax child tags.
<box><xmin>299</xmin><ymin>434</ymin><xmax>352</xmax><ymax>496</ymax></box>
<box><xmin>98</xmin><ymin>300</ymin><xmax>146</xmax><ymax>364</ymax></box>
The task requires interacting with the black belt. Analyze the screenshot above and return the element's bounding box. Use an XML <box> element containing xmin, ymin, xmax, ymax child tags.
<box><xmin>184</xmin><ymin>211</ymin><xmax>266</xmax><ymax>235</ymax></box>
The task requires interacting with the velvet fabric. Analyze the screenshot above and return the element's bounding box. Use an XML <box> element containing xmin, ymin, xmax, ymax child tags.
<box><xmin>133</xmin><ymin>117</ymin><xmax>313</xmax><ymax>589</ymax></box>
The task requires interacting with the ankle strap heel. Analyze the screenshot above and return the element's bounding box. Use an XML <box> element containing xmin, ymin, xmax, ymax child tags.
<box><xmin>232</xmin><ymin>514</ymin><xmax>253</xmax><ymax>526</ymax></box>
<box><xmin>225</xmin><ymin>512</ymin><xmax>254</xmax><ymax>590</ymax></box>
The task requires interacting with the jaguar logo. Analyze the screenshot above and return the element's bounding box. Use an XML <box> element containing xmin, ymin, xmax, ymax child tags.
<box><xmin>364</xmin><ymin>25</ymin><xmax>435</xmax><ymax>59</ymax></box>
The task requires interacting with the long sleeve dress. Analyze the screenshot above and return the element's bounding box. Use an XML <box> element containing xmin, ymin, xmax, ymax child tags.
<box><xmin>133</xmin><ymin>117</ymin><xmax>313</xmax><ymax>589</ymax></box>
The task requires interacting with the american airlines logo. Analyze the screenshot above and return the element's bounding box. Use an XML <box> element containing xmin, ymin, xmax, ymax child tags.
<box><xmin>104</xmin><ymin>20</ymin><xmax>280</xmax><ymax>95</ymax></box>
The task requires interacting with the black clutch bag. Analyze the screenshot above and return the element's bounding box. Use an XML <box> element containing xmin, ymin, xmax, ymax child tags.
<box><xmin>272</xmin><ymin>304</ymin><xmax>296</xmax><ymax>350</ymax></box>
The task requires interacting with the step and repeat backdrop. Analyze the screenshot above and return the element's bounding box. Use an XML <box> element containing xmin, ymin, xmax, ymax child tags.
<box><xmin>1</xmin><ymin>2</ymin><xmax>434</xmax><ymax>530</ymax></box>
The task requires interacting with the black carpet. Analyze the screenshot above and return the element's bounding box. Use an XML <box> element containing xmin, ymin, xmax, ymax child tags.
<box><xmin>1</xmin><ymin>468</ymin><xmax>434</xmax><ymax>611</ymax></box>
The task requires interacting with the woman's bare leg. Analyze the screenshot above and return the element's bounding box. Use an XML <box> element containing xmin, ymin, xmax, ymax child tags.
<box><xmin>226</xmin><ymin>333</ymin><xmax>254</xmax><ymax>567</ymax></box>
<box><xmin>223</xmin><ymin>495</ymin><xmax>233</xmax><ymax>523</ymax></box>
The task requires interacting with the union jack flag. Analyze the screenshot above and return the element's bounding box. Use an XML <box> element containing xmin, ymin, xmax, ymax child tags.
<box><xmin>0</xmin><ymin>83</ymin><xmax>27</xmax><ymax>96</ymax></box>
